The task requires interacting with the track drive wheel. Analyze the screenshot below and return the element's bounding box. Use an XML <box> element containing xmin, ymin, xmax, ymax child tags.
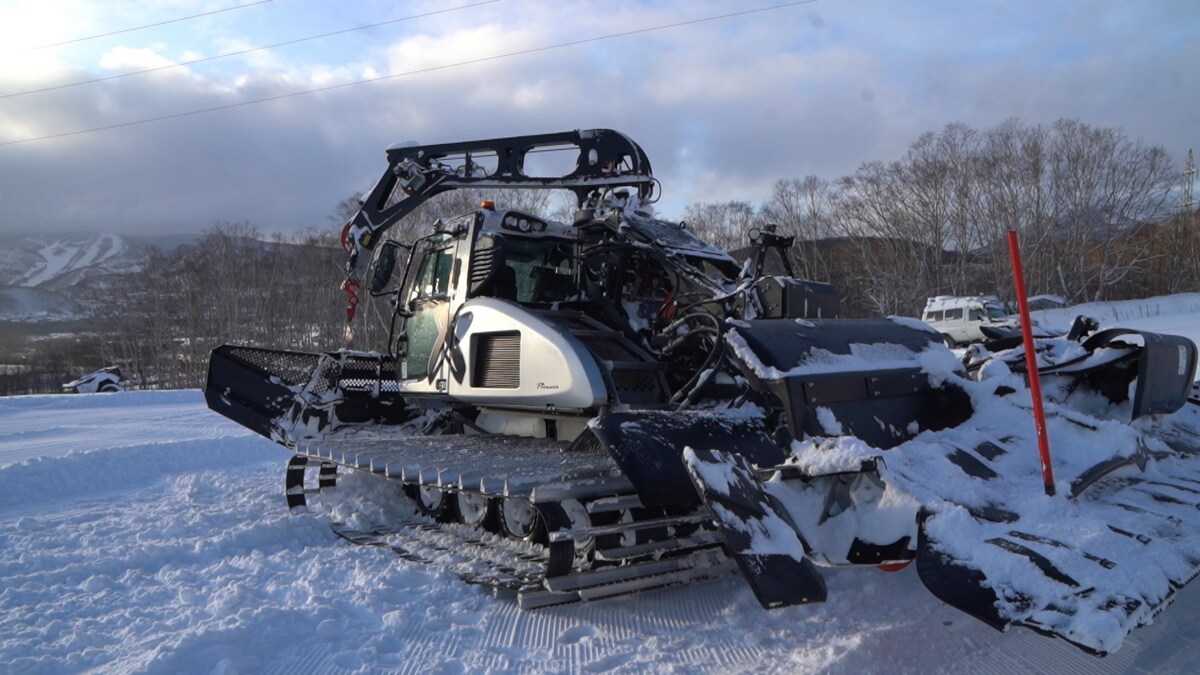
<box><xmin>456</xmin><ymin>491</ymin><xmax>497</xmax><ymax>530</ymax></box>
<box><xmin>558</xmin><ymin>499</ymin><xmax>594</xmax><ymax>557</ymax></box>
<box><xmin>499</xmin><ymin>496</ymin><xmax>546</xmax><ymax>544</ymax></box>
<box><xmin>406</xmin><ymin>484</ymin><xmax>458</xmax><ymax>522</ymax></box>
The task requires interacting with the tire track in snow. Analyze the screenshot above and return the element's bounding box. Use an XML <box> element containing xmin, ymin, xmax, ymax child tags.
<box><xmin>408</xmin><ymin>574</ymin><xmax>776</xmax><ymax>673</ymax></box>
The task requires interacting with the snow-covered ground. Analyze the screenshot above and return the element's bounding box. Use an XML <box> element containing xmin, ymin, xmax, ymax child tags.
<box><xmin>6</xmin><ymin>296</ymin><xmax>1200</xmax><ymax>673</ymax></box>
<box><xmin>1032</xmin><ymin>292</ymin><xmax>1200</xmax><ymax>346</ymax></box>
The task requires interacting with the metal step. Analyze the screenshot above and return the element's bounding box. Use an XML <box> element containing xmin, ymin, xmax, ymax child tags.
<box><xmin>518</xmin><ymin>549</ymin><xmax>734</xmax><ymax>609</ymax></box>
<box><xmin>594</xmin><ymin>530</ymin><xmax>724</xmax><ymax>562</ymax></box>
<box><xmin>587</xmin><ymin>494</ymin><xmax>644</xmax><ymax>513</ymax></box>
<box><xmin>548</xmin><ymin>512</ymin><xmax>711</xmax><ymax>543</ymax></box>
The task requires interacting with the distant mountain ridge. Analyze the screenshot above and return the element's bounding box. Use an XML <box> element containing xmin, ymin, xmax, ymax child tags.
<box><xmin>0</xmin><ymin>232</ymin><xmax>196</xmax><ymax>291</ymax></box>
<box><xmin>0</xmin><ymin>232</ymin><xmax>196</xmax><ymax>322</ymax></box>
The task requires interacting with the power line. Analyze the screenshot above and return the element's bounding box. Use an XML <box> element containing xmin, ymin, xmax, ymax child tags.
<box><xmin>0</xmin><ymin>0</ymin><xmax>819</xmax><ymax>148</ymax></box>
<box><xmin>4</xmin><ymin>0</ymin><xmax>501</xmax><ymax>99</ymax></box>
<box><xmin>29</xmin><ymin>0</ymin><xmax>274</xmax><ymax>50</ymax></box>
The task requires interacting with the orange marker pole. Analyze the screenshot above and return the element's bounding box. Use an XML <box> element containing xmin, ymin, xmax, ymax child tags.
<box><xmin>1007</xmin><ymin>230</ymin><xmax>1056</xmax><ymax>497</ymax></box>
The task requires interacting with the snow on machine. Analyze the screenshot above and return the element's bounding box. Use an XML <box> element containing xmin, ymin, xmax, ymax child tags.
<box><xmin>205</xmin><ymin>129</ymin><xmax>1200</xmax><ymax>656</ymax></box>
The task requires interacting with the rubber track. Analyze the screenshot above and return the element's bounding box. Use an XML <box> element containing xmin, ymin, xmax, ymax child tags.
<box><xmin>330</xmin><ymin>519</ymin><xmax>546</xmax><ymax>591</ymax></box>
<box><xmin>329</xmin><ymin>518</ymin><xmax>733</xmax><ymax>608</ymax></box>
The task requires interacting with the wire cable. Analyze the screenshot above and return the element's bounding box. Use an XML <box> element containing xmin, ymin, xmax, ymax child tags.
<box><xmin>29</xmin><ymin>0</ymin><xmax>274</xmax><ymax>50</ymax></box>
<box><xmin>1</xmin><ymin>0</ymin><xmax>819</xmax><ymax>148</ymax></box>
<box><xmin>4</xmin><ymin>0</ymin><xmax>501</xmax><ymax>99</ymax></box>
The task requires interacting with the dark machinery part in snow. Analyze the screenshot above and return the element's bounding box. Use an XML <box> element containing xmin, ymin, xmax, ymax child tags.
<box><xmin>63</xmin><ymin>365</ymin><xmax>123</xmax><ymax>393</ymax></box>
<box><xmin>206</xmin><ymin>129</ymin><xmax>1200</xmax><ymax>656</ymax></box>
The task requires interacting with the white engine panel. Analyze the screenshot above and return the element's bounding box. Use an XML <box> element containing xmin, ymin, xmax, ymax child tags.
<box><xmin>448</xmin><ymin>298</ymin><xmax>607</xmax><ymax>411</ymax></box>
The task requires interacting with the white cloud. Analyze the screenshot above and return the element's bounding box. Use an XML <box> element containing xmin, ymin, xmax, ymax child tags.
<box><xmin>0</xmin><ymin>1</ymin><xmax>91</xmax><ymax>51</ymax></box>
<box><xmin>98</xmin><ymin>46</ymin><xmax>178</xmax><ymax>71</ymax></box>
<box><xmin>0</xmin><ymin>0</ymin><xmax>1195</xmax><ymax>237</ymax></box>
<box><xmin>383</xmin><ymin>24</ymin><xmax>542</xmax><ymax>78</ymax></box>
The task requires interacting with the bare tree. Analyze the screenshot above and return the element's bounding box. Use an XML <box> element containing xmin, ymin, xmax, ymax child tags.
<box><xmin>760</xmin><ymin>176</ymin><xmax>840</xmax><ymax>282</ymax></box>
<box><xmin>328</xmin><ymin>191</ymin><xmax>365</xmax><ymax>228</ymax></box>
<box><xmin>1043</xmin><ymin>119</ymin><xmax>1174</xmax><ymax>302</ymax></box>
<box><xmin>970</xmin><ymin>119</ymin><xmax>1054</xmax><ymax>302</ymax></box>
<box><xmin>832</xmin><ymin>162</ymin><xmax>943</xmax><ymax>316</ymax></box>
<box><xmin>681</xmin><ymin>200</ymin><xmax>761</xmax><ymax>253</ymax></box>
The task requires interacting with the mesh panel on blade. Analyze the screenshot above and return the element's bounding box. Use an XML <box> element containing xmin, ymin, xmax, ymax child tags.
<box><xmin>229</xmin><ymin>347</ymin><xmax>319</xmax><ymax>387</ymax></box>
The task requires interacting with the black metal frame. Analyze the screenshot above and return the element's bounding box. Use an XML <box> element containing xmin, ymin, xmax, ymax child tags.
<box><xmin>346</xmin><ymin>129</ymin><xmax>655</xmax><ymax>269</ymax></box>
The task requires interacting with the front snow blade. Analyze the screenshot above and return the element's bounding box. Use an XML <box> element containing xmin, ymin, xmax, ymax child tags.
<box><xmin>915</xmin><ymin>442</ymin><xmax>1200</xmax><ymax>656</ymax></box>
<box><xmin>684</xmin><ymin>447</ymin><xmax>827</xmax><ymax>609</ymax></box>
<box><xmin>205</xmin><ymin>344</ymin><xmax>408</xmax><ymax>445</ymax></box>
<box><xmin>206</xmin><ymin>344</ymin><xmax>318</xmax><ymax>440</ymax></box>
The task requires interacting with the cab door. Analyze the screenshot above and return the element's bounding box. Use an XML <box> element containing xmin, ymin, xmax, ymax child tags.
<box><xmin>399</xmin><ymin>234</ymin><xmax>461</xmax><ymax>390</ymax></box>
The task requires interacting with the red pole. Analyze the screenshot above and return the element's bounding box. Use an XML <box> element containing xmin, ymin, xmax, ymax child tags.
<box><xmin>1007</xmin><ymin>230</ymin><xmax>1056</xmax><ymax>497</ymax></box>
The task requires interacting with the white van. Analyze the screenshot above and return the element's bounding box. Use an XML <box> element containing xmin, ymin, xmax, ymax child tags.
<box><xmin>921</xmin><ymin>295</ymin><xmax>1015</xmax><ymax>346</ymax></box>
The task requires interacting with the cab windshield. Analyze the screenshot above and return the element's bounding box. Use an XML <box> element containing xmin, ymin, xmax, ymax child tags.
<box><xmin>500</xmin><ymin>236</ymin><xmax>576</xmax><ymax>304</ymax></box>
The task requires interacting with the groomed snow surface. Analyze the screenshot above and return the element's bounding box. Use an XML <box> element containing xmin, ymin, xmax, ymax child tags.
<box><xmin>5</xmin><ymin>395</ymin><xmax>1200</xmax><ymax>674</ymax></box>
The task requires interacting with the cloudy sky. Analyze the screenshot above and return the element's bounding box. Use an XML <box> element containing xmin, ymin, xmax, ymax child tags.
<box><xmin>0</xmin><ymin>0</ymin><xmax>1196</xmax><ymax>236</ymax></box>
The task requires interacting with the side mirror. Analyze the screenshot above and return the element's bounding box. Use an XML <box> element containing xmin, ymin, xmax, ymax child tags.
<box><xmin>369</xmin><ymin>241</ymin><xmax>410</xmax><ymax>294</ymax></box>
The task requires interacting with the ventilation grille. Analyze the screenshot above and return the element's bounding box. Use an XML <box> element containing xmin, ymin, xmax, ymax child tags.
<box><xmin>469</xmin><ymin>246</ymin><xmax>495</xmax><ymax>288</ymax></box>
<box><xmin>473</xmin><ymin>331</ymin><xmax>520</xmax><ymax>388</ymax></box>
<box><xmin>579</xmin><ymin>336</ymin><xmax>636</xmax><ymax>361</ymax></box>
<box><xmin>577</xmin><ymin>335</ymin><xmax>667</xmax><ymax>404</ymax></box>
<box><xmin>612</xmin><ymin>371</ymin><xmax>662</xmax><ymax>394</ymax></box>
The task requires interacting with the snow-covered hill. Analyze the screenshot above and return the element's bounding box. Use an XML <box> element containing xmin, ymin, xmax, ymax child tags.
<box><xmin>0</xmin><ymin>232</ymin><xmax>195</xmax><ymax>291</ymax></box>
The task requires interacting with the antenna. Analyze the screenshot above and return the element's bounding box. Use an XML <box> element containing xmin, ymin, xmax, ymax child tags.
<box><xmin>1182</xmin><ymin>149</ymin><xmax>1196</xmax><ymax>214</ymax></box>
<box><xmin>1176</xmin><ymin>149</ymin><xmax>1198</xmax><ymax>292</ymax></box>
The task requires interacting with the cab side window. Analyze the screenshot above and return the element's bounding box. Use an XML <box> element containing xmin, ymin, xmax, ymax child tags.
<box><xmin>944</xmin><ymin>308</ymin><xmax>963</xmax><ymax>321</ymax></box>
<box><xmin>925</xmin><ymin>310</ymin><xmax>943</xmax><ymax>322</ymax></box>
<box><xmin>414</xmin><ymin>246</ymin><xmax>455</xmax><ymax>298</ymax></box>
<box><xmin>968</xmin><ymin>308</ymin><xmax>983</xmax><ymax>321</ymax></box>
